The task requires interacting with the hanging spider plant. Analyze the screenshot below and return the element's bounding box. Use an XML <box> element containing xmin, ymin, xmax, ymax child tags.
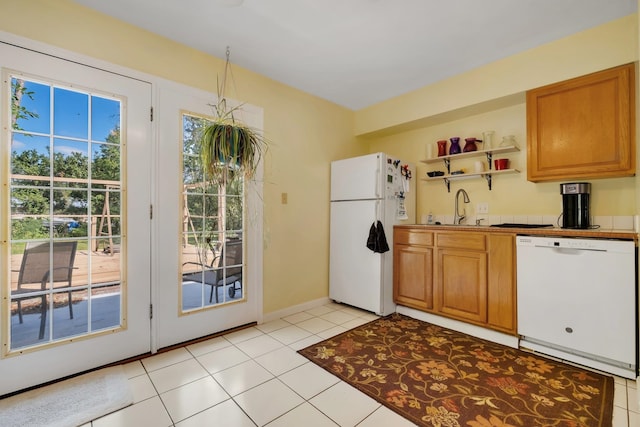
<box><xmin>198</xmin><ymin>48</ymin><xmax>267</xmax><ymax>185</ymax></box>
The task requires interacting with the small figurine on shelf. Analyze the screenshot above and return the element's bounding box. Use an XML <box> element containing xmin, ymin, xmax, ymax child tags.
<box><xmin>449</xmin><ymin>137</ymin><xmax>461</xmax><ymax>155</ymax></box>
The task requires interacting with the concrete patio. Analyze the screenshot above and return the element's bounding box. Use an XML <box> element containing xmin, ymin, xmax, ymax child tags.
<box><xmin>9</xmin><ymin>281</ymin><xmax>243</xmax><ymax>350</ymax></box>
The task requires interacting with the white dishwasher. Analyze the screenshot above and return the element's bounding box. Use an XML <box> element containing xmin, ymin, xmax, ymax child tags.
<box><xmin>516</xmin><ymin>235</ymin><xmax>637</xmax><ymax>378</ymax></box>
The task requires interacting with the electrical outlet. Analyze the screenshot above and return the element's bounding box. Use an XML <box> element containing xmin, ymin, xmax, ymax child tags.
<box><xmin>281</xmin><ymin>192</ymin><xmax>288</xmax><ymax>204</ymax></box>
<box><xmin>476</xmin><ymin>202</ymin><xmax>489</xmax><ymax>214</ymax></box>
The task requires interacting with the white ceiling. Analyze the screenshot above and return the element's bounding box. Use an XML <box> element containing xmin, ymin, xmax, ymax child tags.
<box><xmin>73</xmin><ymin>0</ymin><xmax>636</xmax><ymax>110</ymax></box>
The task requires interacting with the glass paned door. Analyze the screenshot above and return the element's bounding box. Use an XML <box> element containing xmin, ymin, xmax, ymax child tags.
<box><xmin>154</xmin><ymin>82</ymin><xmax>260</xmax><ymax>350</ymax></box>
<box><xmin>9</xmin><ymin>78</ymin><xmax>124</xmax><ymax>349</ymax></box>
<box><xmin>0</xmin><ymin>41</ymin><xmax>151</xmax><ymax>396</ymax></box>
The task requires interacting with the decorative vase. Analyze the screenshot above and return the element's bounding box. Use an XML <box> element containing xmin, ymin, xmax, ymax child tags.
<box><xmin>482</xmin><ymin>131</ymin><xmax>494</xmax><ymax>150</ymax></box>
<box><xmin>437</xmin><ymin>140</ymin><xmax>447</xmax><ymax>157</ymax></box>
<box><xmin>449</xmin><ymin>137</ymin><xmax>461</xmax><ymax>155</ymax></box>
<box><xmin>463</xmin><ymin>137</ymin><xmax>479</xmax><ymax>152</ymax></box>
<box><xmin>500</xmin><ymin>135</ymin><xmax>517</xmax><ymax>147</ymax></box>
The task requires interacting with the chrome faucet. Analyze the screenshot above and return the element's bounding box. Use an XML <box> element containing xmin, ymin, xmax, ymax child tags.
<box><xmin>454</xmin><ymin>188</ymin><xmax>470</xmax><ymax>225</ymax></box>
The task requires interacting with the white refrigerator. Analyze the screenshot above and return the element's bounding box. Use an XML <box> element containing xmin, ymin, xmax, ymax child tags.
<box><xmin>329</xmin><ymin>153</ymin><xmax>415</xmax><ymax>316</ymax></box>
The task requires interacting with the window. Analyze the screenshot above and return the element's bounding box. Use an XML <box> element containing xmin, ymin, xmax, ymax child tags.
<box><xmin>180</xmin><ymin>113</ymin><xmax>244</xmax><ymax>311</ymax></box>
<box><xmin>8</xmin><ymin>76</ymin><xmax>123</xmax><ymax>349</ymax></box>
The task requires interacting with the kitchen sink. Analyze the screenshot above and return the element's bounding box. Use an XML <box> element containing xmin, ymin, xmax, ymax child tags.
<box><xmin>490</xmin><ymin>223</ymin><xmax>554</xmax><ymax>228</ymax></box>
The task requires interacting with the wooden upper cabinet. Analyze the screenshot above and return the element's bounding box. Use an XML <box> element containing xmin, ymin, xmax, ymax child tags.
<box><xmin>526</xmin><ymin>63</ymin><xmax>635</xmax><ymax>182</ymax></box>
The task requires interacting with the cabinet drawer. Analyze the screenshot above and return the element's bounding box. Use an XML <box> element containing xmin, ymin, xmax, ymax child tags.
<box><xmin>436</xmin><ymin>232</ymin><xmax>486</xmax><ymax>251</ymax></box>
<box><xmin>395</xmin><ymin>229</ymin><xmax>433</xmax><ymax>246</ymax></box>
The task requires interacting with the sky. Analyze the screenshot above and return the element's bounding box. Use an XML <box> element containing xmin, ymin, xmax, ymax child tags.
<box><xmin>12</xmin><ymin>77</ymin><xmax>121</xmax><ymax>159</ymax></box>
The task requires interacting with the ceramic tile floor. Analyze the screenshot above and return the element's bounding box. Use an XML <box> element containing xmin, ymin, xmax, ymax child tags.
<box><xmin>77</xmin><ymin>302</ymin><xmax>638</xmax><ymax>426</ymax></box>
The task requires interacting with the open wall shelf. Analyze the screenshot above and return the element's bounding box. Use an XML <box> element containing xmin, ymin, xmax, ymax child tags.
<box><xmin>421</xmin><ymin>145</ymin><xmax>520</xmax><ymax>191</ymax></box>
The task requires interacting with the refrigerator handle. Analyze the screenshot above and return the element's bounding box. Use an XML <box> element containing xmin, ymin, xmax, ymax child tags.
<box><xmin>375</xmin><ymin>200</ymin><xmax>380</xmax><ymax>222</ymax></box>
<box><xmin>375</xmin><ymin>167</ymin><xmax>381</xmax><ymax>198</ymax></box>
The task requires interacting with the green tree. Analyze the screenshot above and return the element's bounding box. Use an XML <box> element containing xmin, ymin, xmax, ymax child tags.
<box><xmin>183</xmin><ymin>116</ymin><xmax>207</xmax><ymax>185</ymax></box>
<box><xmin>11</xmin><ymin>148</ymin><xmax>49</xmax><ymax>178</ymax></box>
<box><xmin>12</xmin><ymin>188</ymin><xmax>49</xmax><ymax>215</ymax></box>
<box><xmin>11</xmin><ymin>79</ymin><xmax>39</xmax><ymax>131</ymax></box>
<box><xmin>11</xmin><ymin>148</ymin><xmax>49</xmax><ymax>217</ymax></box>
<box><xmin>53</xmin><ymin>150</ymin><xmax>89</xmax><ymax>215</ymax></box>
<box><xmin>91</xmin><ymin>127</ymin><xmax>122</xmax><ymax>235</ymax></box>
<box><xmin>9</xmin><ymin>78</ymin><xmax>123</xmax><ymax>240</ymax></box>
<box><xmin>93</xmin><ymin>143</ymin><xmax>120</xmax><ymax>181</ymax></box>
<box><xmin>10</xmin><ymin>217</ymin><xmax>47</xmax><ymax>240</ymax></box>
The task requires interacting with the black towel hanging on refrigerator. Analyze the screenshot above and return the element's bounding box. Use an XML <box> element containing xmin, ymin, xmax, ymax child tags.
<box><xmin>366</xmin><ymin>220</ymin><xmax>389</xmax><ymax>253</ymax></box>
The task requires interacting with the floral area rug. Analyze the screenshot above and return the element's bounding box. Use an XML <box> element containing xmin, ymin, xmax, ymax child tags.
<box><xmin>298</xmin><ymin>313</ymin><xmax>614</xmax><ymax>427</ymax></box>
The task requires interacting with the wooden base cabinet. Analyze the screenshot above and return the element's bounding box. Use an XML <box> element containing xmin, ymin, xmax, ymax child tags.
<box><xmin>393</xmin><ymin>229</ymin><xmax>434</xmax><ymax>311</ymax></box>
<box><xmin>394</xmin><ymin>227</ymin><xmax>516</xmax><ymax>335</ymax></box>
<box><xmin>436</xmin><ymin>247</ymin><xmax>487</xmax><ymax>323</ymax></box>
<box><xmin>487</xmin><ymin>234</ymin><xmax>516</xmax><ymax>333</ymax></box>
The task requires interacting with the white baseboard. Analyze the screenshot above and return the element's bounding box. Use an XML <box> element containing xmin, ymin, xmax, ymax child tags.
<box><xmin>261</xmin><ymin>297</ymin><xmax>331</xmax><ymax>324</ymax></box>
<box><xmin>396</xmin><ymin>305</ymin><xmax>519</xmax><ymax>348</ymax></box>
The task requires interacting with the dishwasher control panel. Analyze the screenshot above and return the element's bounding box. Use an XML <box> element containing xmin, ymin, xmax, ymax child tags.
<box><xmin>516</xmin><ymin>235</ymin><xmax>634</xmax><ymax>252</ymax></box>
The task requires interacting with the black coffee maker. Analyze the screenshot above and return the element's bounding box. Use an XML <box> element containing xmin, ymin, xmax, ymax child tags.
<box><xmin>560</xmin><ymin>182</ymin><xmax>591</xmax><ymax>229</ymax></box>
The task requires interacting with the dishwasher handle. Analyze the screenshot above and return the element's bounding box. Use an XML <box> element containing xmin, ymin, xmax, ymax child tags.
<box><xmin>536</xmin><ymin>245</ymin><xmax>607</xmax><ymax>254</ymax></box>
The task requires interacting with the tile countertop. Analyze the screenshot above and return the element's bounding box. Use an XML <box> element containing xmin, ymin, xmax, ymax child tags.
<box><xmin>396</xmin><ymin>224</ymin><xmax>638</xmax><ymax>242</ymax></box>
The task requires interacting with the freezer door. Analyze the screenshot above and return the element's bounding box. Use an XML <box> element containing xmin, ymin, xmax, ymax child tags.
<box><xmin>331</xmin><ymin>153</ymin><xmax>384</xmax><ymax>201</ymax></box>
<box><xmin>330</xmin><ymin>199</ymin><xmax>383</xmax><ymax>314</ymax></box>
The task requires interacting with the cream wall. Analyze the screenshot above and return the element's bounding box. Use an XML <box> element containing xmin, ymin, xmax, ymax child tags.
<box><xmin>0</xmin><ymin>0</ymin><xmax>364</xmax><ymax>314</ymax></box>
<box><xmin>360</xmin><ymin>14</ymin><xmax>639</xmax><ymax>222</ymax></box>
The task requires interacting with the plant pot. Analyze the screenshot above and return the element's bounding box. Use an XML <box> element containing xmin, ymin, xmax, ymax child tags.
<box><xmin>199</xmin><ymin>120</ymin><xmax>266</xmax><ymax>183</ymax></box>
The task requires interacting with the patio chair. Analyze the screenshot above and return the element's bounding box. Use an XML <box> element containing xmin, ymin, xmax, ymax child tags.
<box><xmin>182</xmin><ymin>239</ymin><xmax>243</xmax><ymax>303</ymax></box>
<box><xmin>12</xmin><ymin>241</ymin><xmax>78</xmax><ymax>340</ymax></box>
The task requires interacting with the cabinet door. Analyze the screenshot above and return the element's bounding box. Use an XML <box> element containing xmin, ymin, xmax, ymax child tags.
<box><xmin>393</xmin><ymin>244</ymin><xmax>433</xmax><ymax>311</ymax></box>
<box><xmin>487</xmin><ymin>234</ymin><xmax>516</xmax><ymax>334</ymax></box>
<box><xmin>526</xmin><ymin>63</ymin><xmax>635</xmax><ymax>182</ymax></box>
<box><xmin>436</xmin><ymin>248</ymin><xmax>487</xmax><ymax>323</ymax></box>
